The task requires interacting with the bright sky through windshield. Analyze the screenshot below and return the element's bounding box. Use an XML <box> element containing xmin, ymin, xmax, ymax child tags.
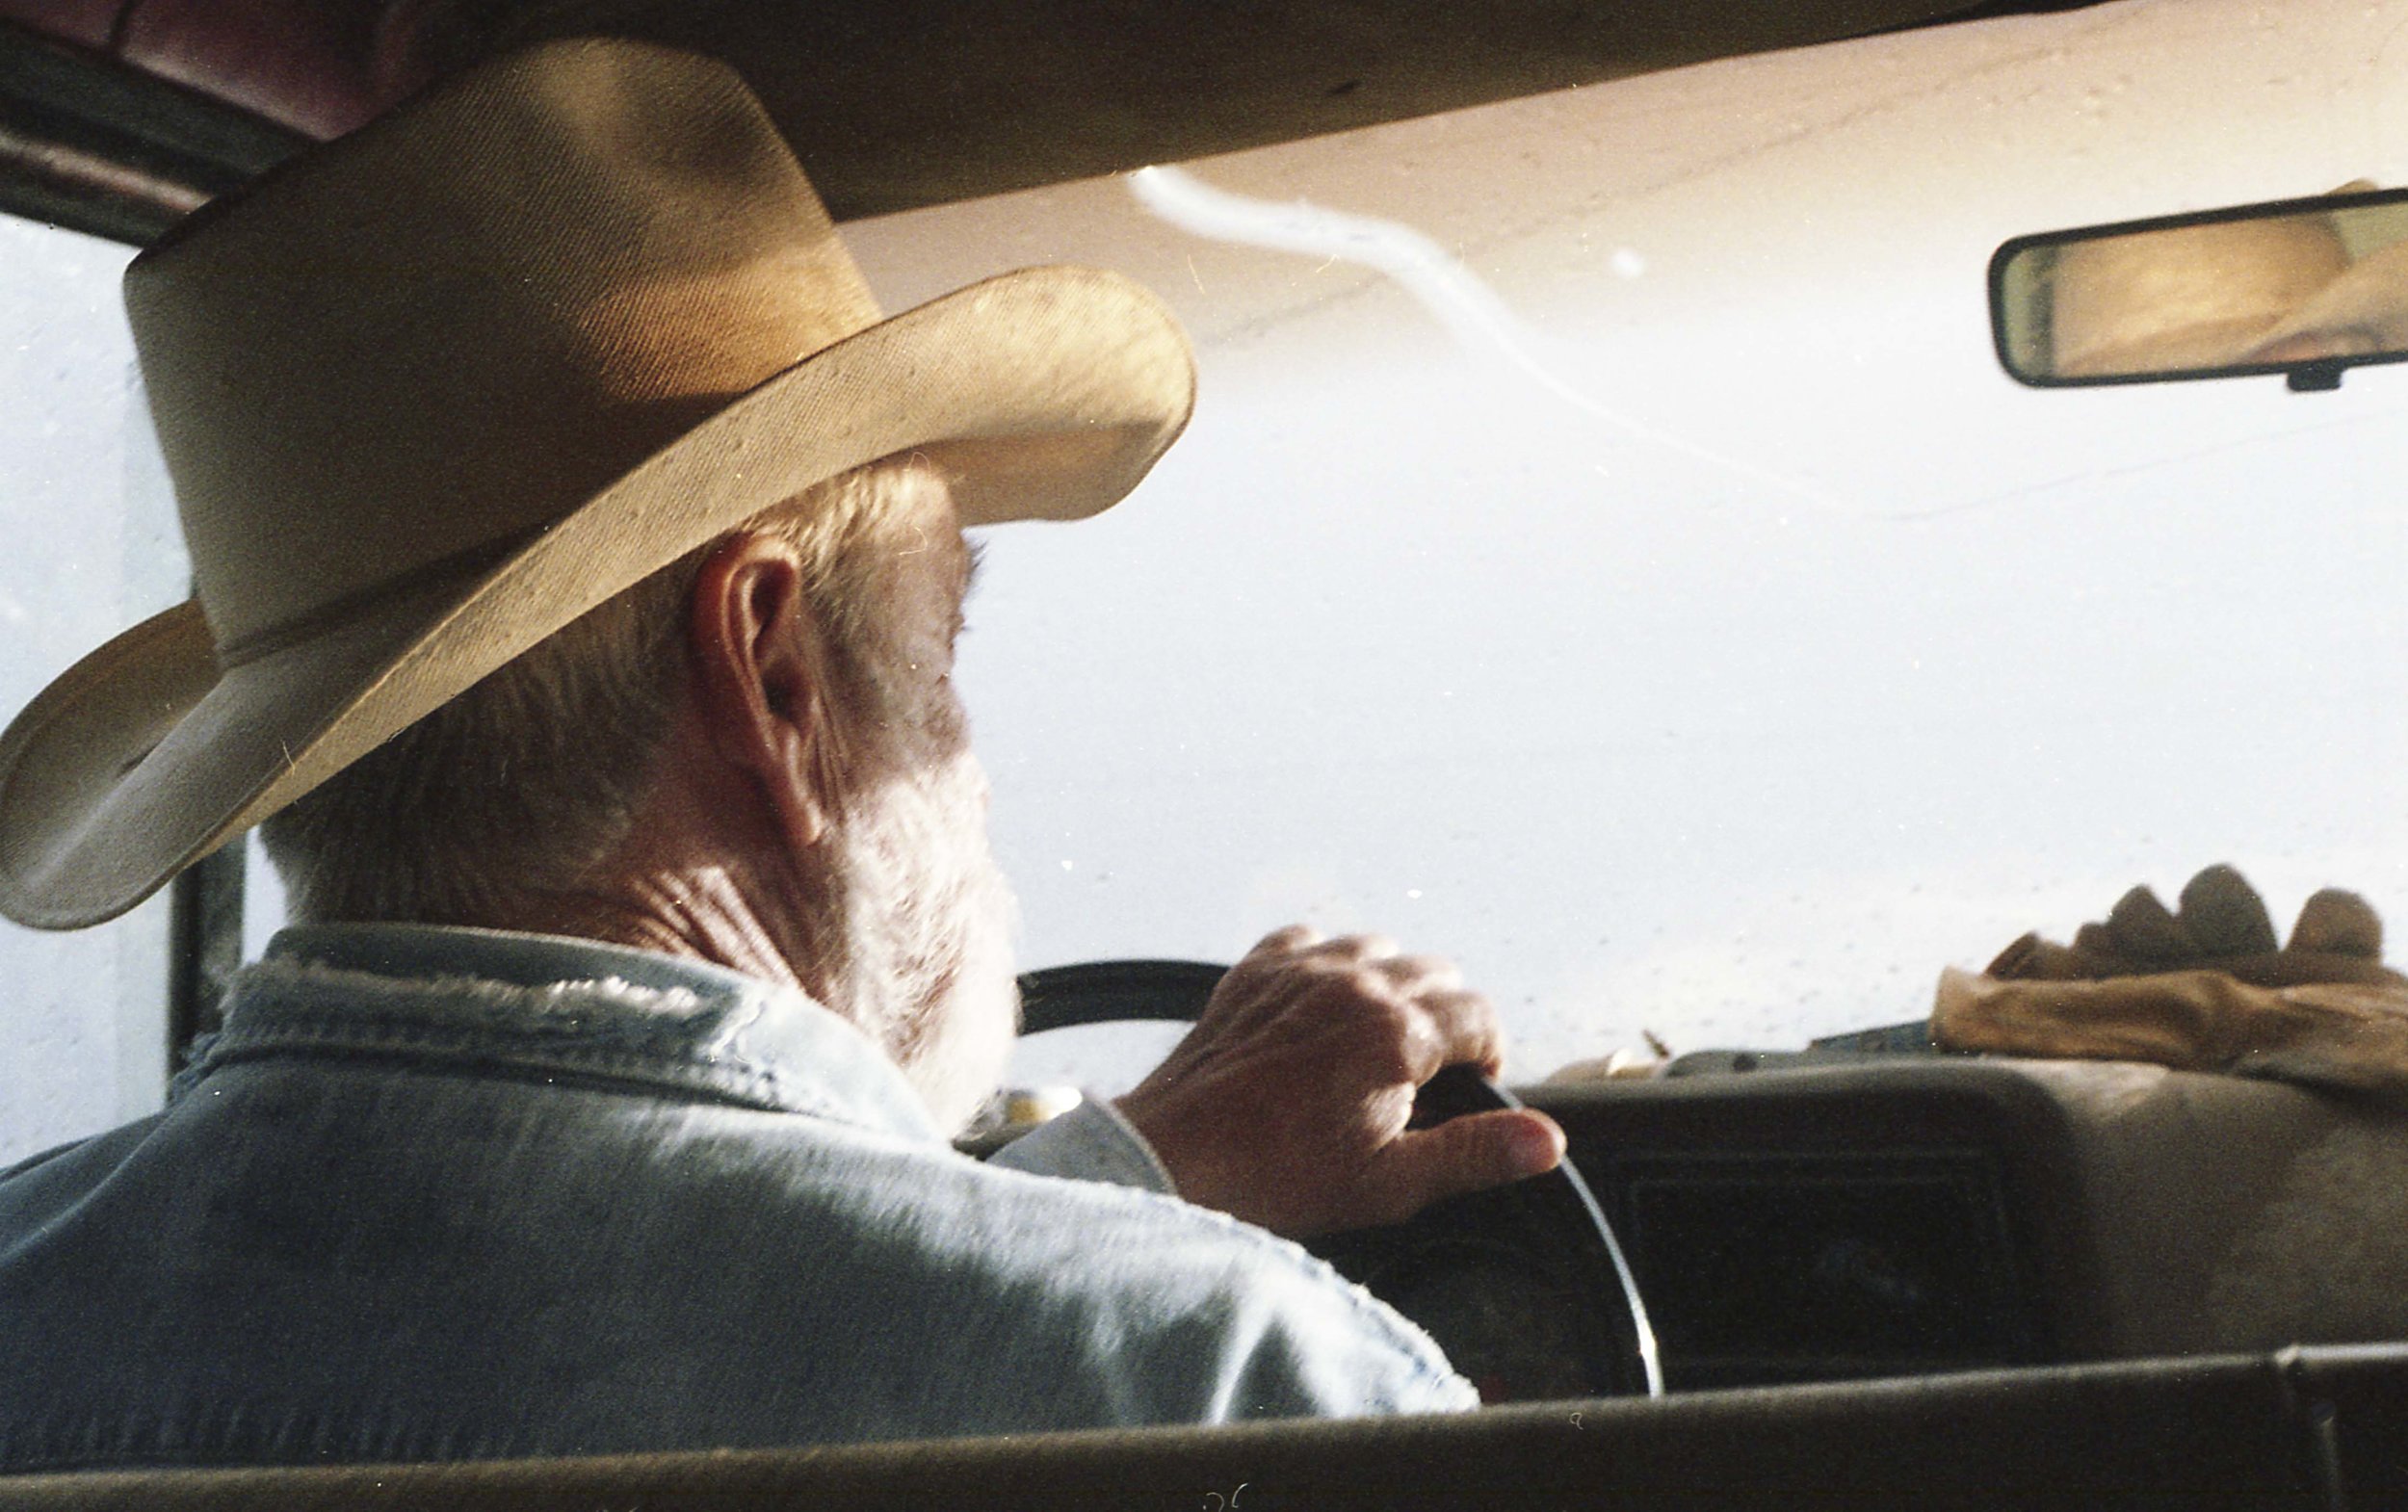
<box><xmin>841</xmin><ymin>0</ymin><xmax>2408</xmax><ymax>1085</ymax></box>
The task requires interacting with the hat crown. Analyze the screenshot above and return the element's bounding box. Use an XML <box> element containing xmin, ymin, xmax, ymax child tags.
<box><xmin>1</xmin><ymin>35</ymin><xmax>1192</xmax><ymax>931</ymax></box>
<box><xmin>2052</xmin><ymin>214</ymin><xmax>2350</xmax><ymax>377</ymax></box>
<box><xmin>125</xmin><ymin>40</ymin><xmax>882</xmax><ymax>661</ymax></box>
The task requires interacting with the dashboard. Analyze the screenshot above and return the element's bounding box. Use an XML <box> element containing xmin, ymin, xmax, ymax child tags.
<box><xmin>1328</xmin><ymin>1054</ymin><xmax>2408</xmax><ymax>1400</ymax></box>
<box><xmin>1005</xmin><ymin>962</ymin><xmax>2408</xmax><ymax>1402</ymax></box>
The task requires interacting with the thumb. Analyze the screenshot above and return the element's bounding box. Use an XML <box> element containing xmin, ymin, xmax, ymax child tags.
<box><xmin>1358</xmin><ymin>1108</ymin><xmax>1565</xmax><ymax>1228</ymax></box>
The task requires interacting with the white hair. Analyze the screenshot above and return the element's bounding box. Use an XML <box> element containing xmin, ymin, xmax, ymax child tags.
<box><xmin>261</xmin><ymin>462</ymin><xmax>938</xmax><ymax>926</ymax></box>
<box><xmin>264</xmin><ymin>459</ymin><xmax>1021</xmax><ymax>1127</ymax></box>
<box><xmin>824</xmin><ymin>734</ymin><xmax>1022</xmax><ymax>1131</ymax></box>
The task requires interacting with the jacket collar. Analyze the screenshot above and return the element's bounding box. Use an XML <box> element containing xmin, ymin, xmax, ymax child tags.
<box><xmin>177</xmin><ymin>923</ymin><xmax>941</xmax><ymax>1142</ymax></box>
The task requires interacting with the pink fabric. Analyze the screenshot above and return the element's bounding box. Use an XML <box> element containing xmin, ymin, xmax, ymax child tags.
<box><xmin>0</xmin><ymin>1</ymin><xmax>121</xmax><ymax>49</ymax></box>
<box><xmin>3</xmin><ymin>0</ymin><xmax>441</xmax><ymax>140</ymax></box>
<box><xmin>118</xmin><ymin>0</ymin><xmax>434</xmax><ymax>137</ymax></box>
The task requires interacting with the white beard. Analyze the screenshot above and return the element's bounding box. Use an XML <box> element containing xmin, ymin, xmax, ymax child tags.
<box><xmin>825</xmin><ymin>749</ymin><xmax>1021</xmax><ymax>1134</ymax></box>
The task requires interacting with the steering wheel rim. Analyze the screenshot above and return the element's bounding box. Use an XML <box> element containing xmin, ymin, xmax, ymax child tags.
<box><xmin>1018</xmin><ymin>959</ymin><xmax>1230</xmax><ymax>1033</ymax></box>
<box><xmin>1014</xmin><ymin>960</ymin><xmax>1662</xmax><ymax>1399</ymax></box>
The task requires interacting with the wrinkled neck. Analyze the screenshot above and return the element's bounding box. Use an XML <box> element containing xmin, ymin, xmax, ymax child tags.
<box><xmin>507</xmin><ymin>864</ymin><xmax>829</xmax><ymax>1000</ymax></box>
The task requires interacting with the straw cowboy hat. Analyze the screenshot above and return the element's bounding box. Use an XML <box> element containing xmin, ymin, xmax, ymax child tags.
<box><xmin>2051</xmin><ymin>211</ymin><xmax>2350</xmax><ymax>378</ymax></box>
<box><xmin>0</xmin><ymin>38</ymin><xmax>1194</xmax><ymax>929</ymax></box>
<box><xmin>2243</xmin><ymin>236</ymin><xmax>2408</xmax><ymax>364</ymax></box>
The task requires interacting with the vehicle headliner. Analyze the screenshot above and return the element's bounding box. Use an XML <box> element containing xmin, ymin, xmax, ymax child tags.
<box><xmin>0</xmin><ymin>0</ymin><xmax>2107</xmax><ymax>243</ymax></box>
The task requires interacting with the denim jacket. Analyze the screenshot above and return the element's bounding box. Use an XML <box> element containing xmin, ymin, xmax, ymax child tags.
<box><xmin>0</xmin><ymin>925</ymin><xmax>1474</xmax><ymax>1472</ymax></box>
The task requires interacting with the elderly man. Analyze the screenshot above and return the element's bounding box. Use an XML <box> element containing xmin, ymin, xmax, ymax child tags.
<box><xmin>0</xmin><ymin>39</ymin><xmax>1560</xmax><ymax>1469</ymax></box>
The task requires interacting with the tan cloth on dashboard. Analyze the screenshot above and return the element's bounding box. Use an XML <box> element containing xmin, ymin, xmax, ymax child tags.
<box><xmin>1931</xmin><ymin>865</ymin><xmax>2408</xmax><ymax>1104</ymax></box>
<box><xmin>1934</xmin><ymin>968</ymin><xmax>2408</xmax><ymax>1103</ymax></box>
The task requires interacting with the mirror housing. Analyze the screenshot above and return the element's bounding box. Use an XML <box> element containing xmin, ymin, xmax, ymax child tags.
<box><xmin>1991</xmin><ymin>186</ymin><xmax>2408</xmax><ymax>392</ymax></box>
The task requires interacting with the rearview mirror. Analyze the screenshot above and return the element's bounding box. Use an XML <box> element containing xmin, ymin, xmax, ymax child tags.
<box><xmin>1991</xmin><ymin>186</ymin><xmax>2408</xmax><ymax>391</ymax></box>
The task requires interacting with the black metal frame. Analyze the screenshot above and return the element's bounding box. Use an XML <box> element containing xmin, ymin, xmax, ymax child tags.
<box><xmin>1987</xmin><ymin>184</ymin><xmax>2408</xmax><ymax>395</ymax></box>
<box><xmin>165</xmin><ymin>842</ymin><xmax>244</xmax><ymax>1070</ymax></box>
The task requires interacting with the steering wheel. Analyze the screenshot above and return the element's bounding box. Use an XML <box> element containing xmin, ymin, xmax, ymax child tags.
<box><xmin>1017</xmin><ymin>960</ymin><xmax>1662</xmax><ymax>1401</ymax></box>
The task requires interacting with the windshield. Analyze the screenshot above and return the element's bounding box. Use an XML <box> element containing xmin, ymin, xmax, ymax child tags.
<box><xmin>5</xmin><ymin>0</ymin><xmax>2405</xmax><ymax>1159</ymax></box>
<box><xmin>851</xmin><ymin>0</ymin><xmax>2408</xmax><ymax>1087</ymax></box>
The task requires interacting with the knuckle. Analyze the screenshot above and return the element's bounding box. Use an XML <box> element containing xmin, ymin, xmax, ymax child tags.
<box><xmin>1243</xmin><ymin>926</ymin><xmax>1313</xmax><ymax>965</ymax></box>
<box><xmin>1359</xmin><ymin>1005</ymin><xmax>1428</xmax><ymax>1081</ymax></box>
<box><xmin>1329</xmin><ymin>957</ymin><xmax>1387</xmax><ymax>991</ymax></box>
<box><xmin>1422</xmin><ymin>1119</ymin><xmax>1503</xmax><ymax>1191</ymax></box>
<box><xmin>1340</xmin><ymin>992</ymin><xmax>1415</xmax><ymax>1038</ymax></box>
<box><xmin>1319</xmin><ymin>932</ymin><xmax>1398</xmax><ymax>962</ymax></box>
<box><xmin>1297</xmin><ymin>956</ymin><xmax>1379</xmax><ymax>1000</ymax></box>
<box><xmin>1390</xmin><ymin>956</ymin><xmax>1465</xmax><ymax>997</ymax></box>
<box><xmin>1444</xmin><ymin>987</ymin><xmax>1499</xmax><ymax>1028</ymax></box>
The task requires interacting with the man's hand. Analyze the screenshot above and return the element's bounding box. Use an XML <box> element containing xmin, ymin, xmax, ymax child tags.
<box><xmin>1112</xmin><ymin>926</ymin><xmax>1565</xmax><ymax>1238</ymax></box>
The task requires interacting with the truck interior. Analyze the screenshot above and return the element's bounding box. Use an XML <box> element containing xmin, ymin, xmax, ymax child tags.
<box><xmin>7</xmin><ymin>0</ymin><xmax>2408</xmax><ymax>1506</ymax></box>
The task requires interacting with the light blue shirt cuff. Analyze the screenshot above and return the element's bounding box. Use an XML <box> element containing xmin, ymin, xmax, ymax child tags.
<box><xmin>987</xmin><ymin>1097</ymin><xmax>1179</xmax><ymax>1196</ymax></box>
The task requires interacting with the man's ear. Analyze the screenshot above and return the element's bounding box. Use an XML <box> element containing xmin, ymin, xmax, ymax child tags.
<box><xmin>686</xmin><ymin>534</ymin><xmax>848</xmax><ymax>852</ymax></box>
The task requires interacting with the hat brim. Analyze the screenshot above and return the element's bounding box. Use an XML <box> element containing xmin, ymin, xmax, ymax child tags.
<box><xmin>2055</xmin><ymin>313</ymin><xmax>2283</xmax><ymax>378</ymax></box>
<box><xmin>2242</xmin><ymin>240</ymin><xmax>2408</xmax><ymax>364</ymax></box>
<box><xmin>0</xmin><ymin>264</ymin><xmax>1194</xmax><ymax>928</ymax></box>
